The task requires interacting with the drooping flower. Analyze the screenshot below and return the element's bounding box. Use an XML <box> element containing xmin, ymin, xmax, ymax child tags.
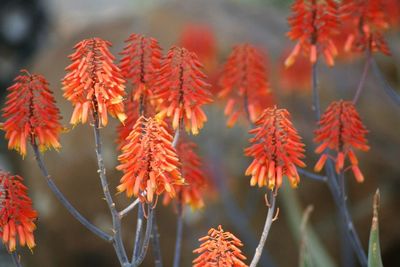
<box><xmin>119</xmin><ymin>33</ymin><xmax>162</xmax><ymax>111</ymax></box>
<box><xmin>0</xmin><ymin>171</ymin><xmax>37</xmax><ymax>252</ymax></box>
<box><xmin>62</xmin><ymin>37</ymin><xmax>126</xmax><ymax>127</ymax></box>
<box><xmin>154</xmin><ymin>46</ymin><xmax>213</xmax><ymax>135</ymax></box>
<box><xmin>279</xmin><ymin>49</ymin><xmax>311</xmax><ymax>93</ymax></box>
<box><xmin>178</xmin><ymin>24</ymin><xmax>217</xmax><ymax>72</ymax></box>
<box><xmin>341</xmin><ymin>0</ymin><xmax>391</xmax><ymax>55</ymax></box>
<box><xmin>285</xmin><ymin>0</ymin><xmax>340</xmax><ymax>67</ymax></box>
<box><xmin>116</xmin><ymin>116</ymin><xmax>184</xmax><ymax>203</ymax></box>
<box><xmin>245</xmin><ymin>106</ymin><xmax>306</xmax><ymax>190</ymax></box>
<box><xmin>163</xmin><ymin>141</ymin><xmax>208</xmax><ymax>209</ymax></box>
<box><xmin>2</xmin><ymin>70</ymin><xmax>62</xmax><ymax>156</ymax></box>
<box><xmin>193</xmin><ymin>225</ymin><xmax>247</xmax><ymax>267</ymax></box>
<box><xmin>218</xmin><ymin>44</ymin><xmax>272</xmax><ymax>126</ymax></box>
<box><xmin>314</xmin><ymin>100</ymin><xmax>369</xmax><ymax>182</ymax></box>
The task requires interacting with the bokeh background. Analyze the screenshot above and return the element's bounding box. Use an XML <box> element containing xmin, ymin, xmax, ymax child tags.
<box><xmin>0</xmin><ymin>0</ymin><xmax>399</xmax><ymax>266</ymax></box>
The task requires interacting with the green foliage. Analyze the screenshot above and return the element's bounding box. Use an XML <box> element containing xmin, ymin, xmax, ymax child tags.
<box><xmin>368</xmin><ymin>189</ymin><xmax>384</xmax><ymax>267</ymax></box>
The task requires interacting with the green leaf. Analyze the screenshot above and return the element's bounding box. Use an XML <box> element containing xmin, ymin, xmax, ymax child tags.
<box><xmin>368</xmin><ymin>189</ymin><xmax>384</xmax><ymax>267</ymax></box>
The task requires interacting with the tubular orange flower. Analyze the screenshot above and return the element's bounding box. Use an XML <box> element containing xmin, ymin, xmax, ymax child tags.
<box><xmin>116</xmin><ymin>116</ymin><xmax>184</xmax><ymax>203</ymax></box>
<box><xmin>193</xmin><ymin>225</ymin><xmax>247</xmax><ymax>267</ymax></box>
<box><xmin>218</xmin><ymin>44</ymin><xmax>272</xmax><ymax>126</ymax></box>
<box><xmin>285</xmin><ymin>0</ymin><xmax>340</xmax><ymax>67</ymax></box>
<box><xmin>341</xmin><ymin>0</ymin><xmax>390</xmax><ymax>55</ymax></box>
<box><xmin>0</xmin><ymin>171</ymin><xmax>37</xmax><ymax>252</ymax></box>
<box><xmin>245</xmin><ymin>106</ymin><xmax>306</xmax><ymax>190</ymax></box>
<box><xmin>2</xmin><ymin>70</ymin><xmax>62</xmax><ymax>156</ymax></box>
<box><xmin>163</xmin><ymin>141</ymin><xmax>208</xmax><ymax>209</ymax></box>
<box><xmin>62</xmin><ymin>37</ymin><xmax>126</xmax><ymax>127</ymax></box>
<box><xmin>314</xmin><ymin>100</ymin><xmax>369</xmax><ymax>182</ymax></box>
<box><xmin>154</xmin><ymin>46</ymin><xmax>213</xmax><ymax>135</ymax></box>
<box><xmin>119</xmin><ymin>33</ymin><xmax>162</xmax><ymax>111</ymax></box>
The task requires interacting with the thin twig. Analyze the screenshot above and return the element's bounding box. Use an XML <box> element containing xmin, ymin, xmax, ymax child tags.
<box><xmin>172</xmin><ymin>200</ymin><xmax>184</xmax><ymax>267</ymax></box>
<box><xmin>297</xmin><ymin>168</ymin><xmax>327</xmax><ymax>182</ymax></box>
<box><xmin>92</xmin><ymin>114</ymin><xmax>128</xmax><ymax>266</ymax></box>
<box><xmin>119</xmin><ymin>198</ymin><xmax>140</xmax><ymax>218</ymax></box>
<box><xmin>11</xmin><ymin>251</ymin><xmax>22</xmax><ymax>267</ymax></box>
<box><xmin>151</xmin><ymin>213</ymin><xmax>163</xmax><ymax>267</ymax></box>
<box><xmin>31</xmin><ymin>143</ymin><xmax>112</xmax><ymax>242</ymax></box>
<box><xmin>132</xmin><ymin>205</ymin><xmax>154</xmax><ymax>267</ymax></box>
<box><xmin>132</xmin><ymin>204</ymin><xmax>144</xmax><ymax>262</ymax></box>
<box><xmin>353</xmin><ymin>50</ymin><xmax>371</xmax><ymax>104</ymax></box>
<box><xmin>370</xmin><ymin>57</ymin><xmax>400</xmax><ymax>106</ymax></box>
<box><xmin>249</xmin><ymin>190</ymin><xmax>277</xmax><ymax>267</ymax></box>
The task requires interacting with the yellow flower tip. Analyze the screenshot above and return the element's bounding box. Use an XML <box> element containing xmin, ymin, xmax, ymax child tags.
<box><xmin>284</xmin><ymin>55</ymin><xmax>295</xmax><ymax>68</ymax></box>
<box><xmin>117</xmin><ymin>112</ymin><xmax>127</xmax><ymax>124</ymax></box>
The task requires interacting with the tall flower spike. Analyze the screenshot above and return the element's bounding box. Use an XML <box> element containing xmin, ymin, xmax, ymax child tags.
<box><xmin>285</xmin><ymin>0</ymin><xmax>340</xmax><ymax>67</ymax></box>
<box><xmin>193</xmin><ymin>225</ymin><xmax>247</xmax><ymax>267</ymax></box>
<box><xmin>2</xmin><ymin>70</ymin><xmax>62</xmax><ymax>156</ymax></box>
<box><xmin>245</xmin><ymin>106</ymin><xmax>306</xmax><ymax>190</ymax></box>
<box><xmin>116</xmin><ymin>116</ymin><xmax>184</xmax><ymax>203</ymax></box>
<box><xmin>314</xmin><ymin>100</ymin><xmax>369</xmax><ymax>182</ymax></box>
<box><xmin>218</xmin><ymin>44</ymin><xmax>272</xmax><ymax>126</ymax></box>
<box><xmin>119</xmin><ymin>33</ymin><xmax>162</xmax><ymax>110</ymax></box>
<box><xmin>163</xmin><ymin>141</ymin><xmax>208</xmax><ymax>209</ymax></box>
<box><xmin>341</xmin><ymin>0</ymin><xmax>390</xmax><ymax>55</ymax></box>
<box><xmin>154</xmin><ymin>46</ymin><xmax>213</xmax><ymax>135</ymax></box>
<box><xmin>0</xmin><ymin>171</ymin><xmax>37</xmax><ymax>252</ymax></box>
<box><xmin>63</xmin><ymin>37</ymin><xmax>126</xmax><ymax>127</ymax></box>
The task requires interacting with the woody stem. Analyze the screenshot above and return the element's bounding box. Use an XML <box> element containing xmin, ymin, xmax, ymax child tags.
<box><xmin>172</xmin><ymin>197</ymin><xmax>184</xmax><ymax>267</ymax></box>
<box><xmin>92</xmin><ymin>114</ymin><xmax>129</xmax><ymax>266</ymax></box>
<box><xmin>11</xmin><ymin>251</ymin><xmax>22</xmax><ymax>267</ymax></box>
<box><xmin>151</xmin><ymin>212</ymin><xmax>163</xmax><ymax>267</ymax></box>
<box><xmin>132</xmin><ymin>205</ymin><xmax>154</xmax><ymax>267</ymax></box>
<box><xmin>249</xmin><ymin>190</ymin><xmax>276</xmax><ymax>267</ymax></box>
<box><xmin>31</xmin><ymin>143</ymin><xmax>112</xmax><ymax>242</ymax></box>
<box><xmin>353</xmin><ymin>50</ymin><xmax>371</xmax><ymax>105</ymax></box>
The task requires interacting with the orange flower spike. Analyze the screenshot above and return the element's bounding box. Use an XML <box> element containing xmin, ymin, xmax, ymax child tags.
<box><xmin>245</xmin><ymin>106</ymin><xmax>306</xmax><ymax>190</ymax></box>
<box><xmin>340</xmin><ymin>0</ymin><xmax>391</xmax><ymax>55</ymax></box>
<box><xmin>193</xmin><ymin>225</ymin><xmax>247</xmax><ymax>267</ymax></box>
<box><xmin>154</xmin><ymin>46</ymin><xmax>212</xmax><ymax>135</ymax></box>
<box><xmin>116</xmin><ymin>116</ymin><xmax>184</xmax><ymax>203</ymax></box>
<box><xmin>63</xmin><ymin>37</ymin><xmax>126</xmax><ymax>127</ymax></box>
<box><xmin>119</xmin><ymin>33</ymin><xmax>162</xmax><ymax>106</ymax></box>
<box><xmin>163</xmin><ymin>141</ymin><xmax>208</xmax><ymax>209</ymax></box>
<box><xmin>286</xmin><ymin>0</ymin><xmax>340</xmax><ymax>67</ymax></box>
<box><xmin>218</xmin><ymin>44</ymin><xmax>272</xmax><ymax>126</ymax></box>
<box><xmin>0</xmin><ymin>171</ymin><xmax>38</xmax><ymax>252</ymax></box>
<box><xmin>2</xmin><ymin>70</ymin><xmax>62</xmax><ymax>156</ymax></box>
<box><xmin>314</xmin><ymin>100</ymin><xmax>369</xmax><ymax>182</ymax></box>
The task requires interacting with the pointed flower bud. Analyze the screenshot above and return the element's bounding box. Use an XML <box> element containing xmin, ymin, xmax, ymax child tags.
<box><xmin>0</xmin><ymin>171</ymin><xmax>37</xmax><ymax>252</ymax></box>
<box><xmin>245</xmin><ymin>106</ymin><xmax>306</xmax><ymax>190</ymax></box>
<box><xmin>2</xmin><ymin>70</ymin><xmax>62</xmax><ymax>156</ymax></box>
<box><xmin>314</xmin><ymin>100</ymin><xmax>369</xmax><ymax>182</ymax></box>
<box><xmin>62</xmin><ymin>37</ymin><xmax>126</xmax><ymax>127</ymax></box>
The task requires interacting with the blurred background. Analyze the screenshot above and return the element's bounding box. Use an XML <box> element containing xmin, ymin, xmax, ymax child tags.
<box><xmin>0</xmin><ymin>0</ymin><xmax>399</xmax><ymax>266</ymax></box>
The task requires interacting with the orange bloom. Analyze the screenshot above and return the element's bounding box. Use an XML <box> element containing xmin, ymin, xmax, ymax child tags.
<box><xmin>116</xmin><ymin>116</ymin><xmax>184</xmax><ymax>203</ymax></box>
<box><xmin>218</xmin><ymin>44</ymin><xmax>272</xmax><ymax>126</ymax></box>
<box><xmin>163</xmin><ymin>141</ymin><xmax>208</xmax><ymax>209</ymax></box>
<box><xmin>62</xmin><ymin>37</ymin><xmax>126</xmax><ymax>127</ymax></box>
<box><xmin>193</xmin><ymin>225</ymin><xmax>247</xmax><ymax>267</ymax></box>
<box><xmin>245</xmin><ymin>106</ymin><xmax>306</xmax><ymax>190</ymax></box>
<box><xmin>285</xmin><ymin>0</ymin><xmax>340</xmax><ymax>67</ymax></box>
<box><xmin>154</xmin><ymin>46</ymin><xmax>213</xmax><ymax>135</ymax></box>
<box><xmin>0</xmin><ymin>171</ymin><xmax>37</xmax><ymax>252</ymax></box>
<box><xmin>279</xmin><ymin>50</ymin><xmax>311</xmax><ymax>93</ymax></box>
<box><xmin>2</xmin><ymin>70</ymin><xmax>62</xmax><ymax>156</ymax></box>
<box><xmin>314</xmin><ymin>100</ymin><xmax>369</xmax><ymax>182</ymax></box>
<box><xmin>119</xmin><ymin>33</ymin><xmax>162</xmax><ymax>111</ymax></box>
<box><xmin>178</xmin><ymin>24</ymin><xmax>217</xmax><ymax>71</ymax></box>
<box><xmin>341</xmin><ymin>0</ymin><xmax>390</xmax><ymax>55</ymax></box>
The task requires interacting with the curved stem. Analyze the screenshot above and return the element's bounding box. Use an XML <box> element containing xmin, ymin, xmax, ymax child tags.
<box><xmin>11</xmin><ymin>251</ymin><xmax>22</xmax><ymax>267</ymax></box>
<box><xmin>93</xmin><ymin>115</ymin><xmax>128</xmax><ymax>266</ymax></box>
<box><xmin>119</xmin><ymin>198</ymin><xmax>140</xmax><ymax>218</ymax></box>
<box><xmin>297</xmin><ymin>168</ymin><xmax>327</xmax><ymax>182</ymax></box>
<box><xmin>132</xmin><ymin>205</ymin><xmax>154</xmax><ymax>267</ymax></box>
<box><xmin>250</xmin><ymin>190</ymin><xmax>276</xmax><ymax>267</ymax></box>
<box><xmin>132</xmin><ymin>206</ymin><xmax>144</xmax><ymax>262</ymax></box>
<box><xmin>370</xmin><ymin>57</ymin><xmax>400</xmax><ymax>106</ymax></box>
<box><xmin>353</xmin><ymin>51</ymin><xmax>371</xmax><ymax>104</ymax></box>
<box><xmin>31</xmin><ymin>143</ymin><xmax>112</xmax><ymax>242</ymax></box>
<box><xmin>172</xmin><ymin>200</ymin><xmax>184</xmax><ymax>267</ymax></box>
